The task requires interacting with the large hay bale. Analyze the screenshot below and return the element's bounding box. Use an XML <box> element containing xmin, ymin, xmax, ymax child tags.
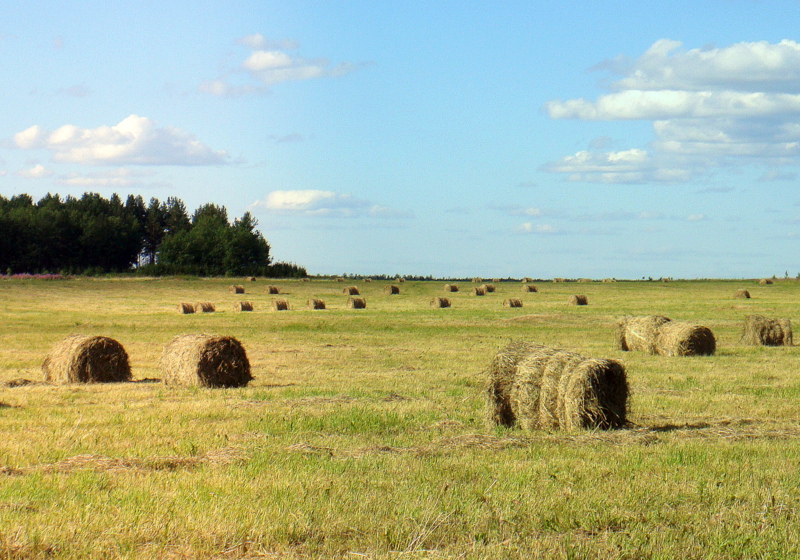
<box><xmin>178</xmin><ymin>302</ymin><xmax>195</xmax><ymax>314</ymax></box>
<box><xmin>229</xmin><ymin>285</ymin><xmax>244</xmax><ymax>294</ymax></box>
<box><xmin>482</xmin><ymin>284</ymin><xmax>496</xmax><ymax>293</ymax></box>
<box><xmin>347</xmin><ymin>297</ymin><xmax>367</xmax><ymax>309</ymax></box>
<box><xmin>196</xmin><ymin>302</ymin><xmax>215</xmax><ymax>313</ymax></box>
<box><xmin>267</xmin><ymin>285</ymin><xmax>280</xmax><ymax>294</ymax></box>
<box><xmin>307</xmin><ymin>298</ymin><xmax>326</xmax><ymax>310</ymax></box>
<box><xmin>504</xmin><ymin>298</ymin><xmax>523</xmax><ymax>308</ymax></box>
<box><xmin>430</xmin><ymin>297</ymin><xmax>451</xmax><ymax>308</ymax></box>
<box><xmin>741</xmin><ymin>315</ymin><xmax>793</xmax><ymax>346</ymax></box>
<box><xmin>384</xmin><ymin>284</ymin><xmax>400</xmax><ymax>295</ymax></box>
<box><xmin>654</xmin><ymin>322</ymin><xmax>716</xmax><ymax>356</ymax></box>
<box><xmin>272</xmin><ymin>299</ymin><xmax>289</xmax><ymax>311</ymax></box>
<box><xmin>733</xmin><ymin>289</ymin><xmax>751</xmax><ymax>299</ymax></box>
<box><xmin>486</xmin><ymin>341</ymin><xmax>628</xmax><ymax>431</ymax></box>
<box><xmin>472</xmin><ymin>286</ymin><xmax>486</xmax><ymax>296</ymax></box>
<box><xmin>759</xmin><ymin>278</ymin><xmax>773</xmax><ymax>285</ymax></box>
<box><xmin>42</xmin><ymin>335</ymin><xmax>131</xmax><ymax>384</ymax></box>
<box><xmin>444</xmin><ymin>284</ymin><xmax>459</xmax><ymax>292</ymax></box>
<box><xmin>568</xmin><ymin>295</ymin><xmax>588</xmax><ymax>305</ymax></box>
<box><xmin>160</xmin><ymin>334</ymin><xmax>251</xmax><ymax>388</ymax></box>
<box><xmin>343</xmin><ymin>286</ymin><xmax>360</xmax><ymax>295</ymax></box>
<box><xmin>522</xmin><ymin>285</ymin><xmax>538</xmax><ymax>293</ymax></box>
<box><xmin>615</xmin><ymin>315</ymin><xmax>672</xmax><ymax>354</ymax></box>
<box><xmin>234</xmin><ymin>301</ymin><xmax>253</xmax><ymax>312</ymax></box>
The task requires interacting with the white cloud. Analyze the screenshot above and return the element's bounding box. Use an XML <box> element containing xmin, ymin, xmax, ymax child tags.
<box><xmin>250</xmin><ymin>189</ymin><xmax>409</xmax><ymax>219</ymax></box>
<box><xmin>58</xmin><ymin>168</ymin><xmax>156</xmax><ymax>188</ymax></box>
<box><xmin>13</xmin><ymin>115</ymin><xmax>228</xmax><ymax>166</ymax></box>
<box><xmin>17</xmin><ymin>164</ymin><xmax>52</xmax><ymax>178</ymax></box>
<box><xmin>516</xmin><ymin>222</ymin><xmax>559</xmax><ymax>234</ymax></box>
<box><xmin>687</xmin><ymin>214</ymin><xmax>706</xmax><ymax>222</ymax></box>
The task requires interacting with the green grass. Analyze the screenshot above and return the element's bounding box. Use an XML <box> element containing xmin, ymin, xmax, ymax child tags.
<box><xmin>1</xmin><ymin>277</ymin><xmax>800</xmax><ymax>558</ymax></box>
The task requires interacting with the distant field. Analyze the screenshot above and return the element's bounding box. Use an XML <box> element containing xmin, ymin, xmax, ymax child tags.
<box><xmin>1</xmin><ymin>277</ymin><xmax>799</xmax><ymax>559</ymax></box>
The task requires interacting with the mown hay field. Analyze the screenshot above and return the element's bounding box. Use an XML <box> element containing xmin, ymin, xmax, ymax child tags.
<box><xmin>1</xmin><ymin>277</ymin><xmax>800</xmax><ymax>559</ymax></box>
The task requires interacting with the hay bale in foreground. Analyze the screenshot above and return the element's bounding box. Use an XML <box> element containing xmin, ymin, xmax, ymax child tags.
<box><xmin>384</xmin><ymin>284</ymin><xmax>400</xmax><ymax>294</ymax></box>
<box><xmin>267</xmin><ymin>285</ymin><xmax>280</xmax><ymax>294</ymax></box>
<box><xmin>655</xmin><ymin>321</ymin><xmax>716</xmax><ymax>356</ymax></box>
<box><xmin>178</xmin><ymin>302</ymin><xmax>195</xmax><ymax>314</ymax></box>
<box><xmin>473</xmin><ymin>286</ymin><xmax>486</xmax><ymax>296</ymax></box>
<box><xmin>430</xmin><ymin>297</ymin><xmax>451</xmax><ymax>308</ymax></box>
<box><xmin>568</xmin><ymin>295</ymin><xmax>588</xmax><ymax>305</ymax></box>
<box><xmin>234</xmin><ymin>301</ymin><xmax>253</xmax><ymax>312</ymax></box>
<box><xmin>504</xmin><ymin>298</ymin><xmax>523</xmax><ymax>308</ymax></box>
<box><xmin>741</xmin><ymin>315</ymin><xmax>793</xmax><ymax>346</ymax></box>
<box><xmin>444</xmin><ymin>284</ymin><xmax>459</xmax><ymax>292</ymax></box>
<box><xmin>160</xmin><ymin>334</ymin><xmax>251</xmax><ymax>388</ymax></box>
<box><xmin>347</xmin><ymin>297</ymin><xmax>367</xmax><ymax>309</ymax></box>
<box><xmin>343</xmin><ymin>286</ymin><xmax>360</xmax><ymax>295</ymax></box>
<box><xmin>486</xmin><ymin>341</ymin><xmax>628</xmax><ymax>431</ymax></box>
<box><xmin>307</xmin><ymin>298</ymin><xmax>326</xmax><ymax>310</ymax></box>
<box><xmin>229</xmin><ymin>285</ymin><xmax>244</xmax><ymax>294</ymax></box>
<box><xmin>733</xmin><ymin>289</ymin><xmax>751</xmax><ymax>299</ymax></box>
<box><xmin>42</xmin><ymin>335</ymin><xmax>131</xmax><ymax>384</ymax></box>
<box><xmin>615</xmin><ymin>315</ymin><xmax>671</xmax><ymax>354</ymax></box>
<box><xmin>522</xmin><ymin>285</ymin><xmax>538</xmax><ymax>293</ymax></box>
<box><xmin>272</xmin><ymin>299</ymin><xmax>289</xmax><ymax>311</ymax></box>
<box><xmin>196</xmin><ymin>302</ymin><xmax>215</xmax><ymax>313</ymax></box>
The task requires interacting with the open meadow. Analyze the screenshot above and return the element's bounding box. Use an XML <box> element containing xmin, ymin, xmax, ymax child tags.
<box><xmin>1</xmin><ymin>276</ymin><xmax>800</xmax><ymax>559</ymax></box>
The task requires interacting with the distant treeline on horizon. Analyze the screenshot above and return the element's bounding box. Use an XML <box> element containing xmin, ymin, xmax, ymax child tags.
<box><xmin>0</xmin><ymin>192</ymin><xmax>306</xmax><ymax>278</ymax></box>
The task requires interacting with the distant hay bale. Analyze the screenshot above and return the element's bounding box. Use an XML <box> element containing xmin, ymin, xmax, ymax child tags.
<box><xmin>229</xmin><ymin>285</ymin><xmax>245</xmax><ymax>294</ymax></box>
<box><xmin>397</xmin><ymin>277</ymin><xmax>406</xmax><ymax>283</ymax></box>
<box><xmin>444</xmin><ymin>284</ymin><xmax>459</xmax><ymax>292</ymax></box>
<box><xmin>568</xmin><ymin>295</ymin><xmax>588</xmax><ymax>305</ymax></box>
<box><xmin>486</xmin><ymin>341</ymin><xmax>628</xmax><ymax>431</ymax></box>
<box><xmin>733</xmin><ymin>289</ymin><xmax>751</xmax><ymax>299</ymax></box>
<box><xmin>482</xmin><ymin>284</ymin><xmax>496</xmax><ymax>293</ymax></box>
<box><xmin>578</xmin><ymin>278</ymin><xmax>592</xmax><ymax>283</ymax></box>
<box><xmin>522</xmin><ymin>285</ymin><xmax>538</xmax><ymax>293</ymax></box>
<box><xmin>553</xmin><ymin>278</ymin><xmax>565</xmax><ymax>283</ymax></box>
<box><xmin>42</xmin><ymin>335</ymin><xmax>131</xmax><ymax>384</ymax></box>
<box><xmin>364</xmin><ymin>278</ymin><xmax>372</xmax><ymax>283</ymax></box>
<box><xmin>655</xmin><ymin>322</ymin><xmax>716</xmax><ymax>356</ymax></box>
<box><xmin>302</xmin><ymin>278</ymin><xmax>311</xmax><ymax>282</ymax></box>
<box><xmin>336</xmin><ymin>278</ymin><xmax>344</xmax><ymax>282</ymax></box>
<box><xmin>267</xmin><ymin>285</ymin><xmax>280</xmax><ymax>294</ymax></box>
<box><xmin>602</xmin><ymin>278</ymin><xmax>616</xmax><ymax>283</ymax></box>
<box><xmin>343</xmin><ymin>286</ymin><xmax>360</xmax><ymax>295</ymax></box>
<box><xmin>430</xmin><ymin>297</ymin><xmax>451</xmax><ymax>308</ymax></box>
<box><xmin>307</xmin><ymin>298</ymin><xmax>326</xmax><ymax>310</ymax></box>
<box><xmin>247</xmin><ymin>277</ymin><xmax>257</xmax><ymax>282</ymax></box>
<box><xmin>504</xmin><ymin>298</ymin><xmax>523</xmax><ymax>308</ymax></box>
<box><xmin>492</xmin><ymin>278</ymin><xmax>500</xmax><ymax>283</ymax></box>
<box><xmin>383</xmin><ymin>284</ymin><xmax>400</xmax><ymax>294</ymax></box>
<box><xmin>234</xmin><ymin>301</ymin><xmax>253</xmax><ymax>312</ymax></box>
<box><xmin>472</xmin><ymin>286</ymin><xmax>486</xmax><ymax>296</ymax></box>
<box><xmin>741</xmin><ymin>315</ymin><xmax>793</xmax><ymax>346</ymax></box>
<box><xmin>196</xmin><ymin>302</ymin><xmax>215</xmax><ymax>313</ymax></box>
<box><xmin>472</xmin><ymin>277</ymin><xmax>482</xmax><ymax>283</ymax></box>
<box><xmin>272</xmin><ymin>299</ymin><xmax>289</xmax><ymax>311</ymax></box>
<box><xmin>160</xmin><ymin>334</ymin><xmax>251</xmax><ymax>388</ymax></box>
<box><xmin>759</xmin><ymin>279</ymin><xmax>774</xmax><ymax>285</ymax></box>
<box><xmin>615</xmin><ymin>315</ymin><xmax>672</xmax><ymax>354</ymax></box>
<box><xmin>178</xmin><ymin>302</ymin><xmax>195</xmax><ymax>314</ymax></box>
<box><xmin>347</xmin><ymin>297</ymin><xmax>367</xmax><ymax>309</ymax></box>
<box><xmin>522</xmin><ymin>277</ymin><xmax>533</xmax><ymax>283</ymax></box>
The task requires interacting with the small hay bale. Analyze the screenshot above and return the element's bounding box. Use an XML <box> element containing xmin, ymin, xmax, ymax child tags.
<box><xmin>741</xmin><ymin>315</ymin><xmax>793</xmax><ymax>346</ymax></box>
<box><xmin>472</xmin><ymin>277</ymin><xmax>482</xmax><ymax>283</ymax></box>
<box><xmin>234</xmin><ymin>301</ymin><xmax>253</xmax><ymax>312</ymax></box>
<box><xmin>759</xmin><ymin>278</ymin><xmax>774</xmax><ymax>285</ymax></box>
<box><xmin>472</xmin><ymin>286</ymin><xmax>486</xmax><ymax>296</ymax></box>
<box><xmin>336</xmin><ymin>278</ymin><xmax>344</xmax><ymax>282</ymax></box>
<box><xmin>733</xmin><ymin>289</ymin><xmax>751</xmax><ymax>299</ymax></box>
<box><xmin>482</xmin><ymin>284</ymin><xmax>496</xmax><ymax>293</ymax></box>
<box><xmin>196</xmin><ymin>302</ymin><xmax>215</xmax><ymax>313</ymax></box>
<box><xmin>384</xmin><ymin>284</ymin><xmax>400</xmax><ymax>295</ymax></box>
<box><xmin>553</xmin><ymin>278</ymin><xmax>565</xmax><ymax>283</ymax></box>
<box><xmin>247</xmin><ymin>277</ymin><xmax>257</xmax><ymax>282</ymax></box>
<box><xmin>397</xmin><ymin>277</ymin><xmax>406</xmax><ymax>283</ymax></box>
<box><xmin>486</xmin><ymin>341</ymin><xmax>628</xmax><ymax>431</ymax></box>
<box><xmin>343</xmin><ymin>286</ymin><xmax>360</xmax><ymax>295</ymax></box>
<box><xmin>431</xmin><ymin>297</ymin><xmax>451</xmax><ymax>308</ymax></box>
<box><xmin>364</xmin><ymin>278</ymin><xmax>372</xmax><ymax>283</ymax></box>
<box><xmin>267</xmin><ymin>285</ymin><xmax>280</xmax><ymax>294</ymax></box>
<box><xmin>347</xmin><ymin>297</ymin><xmax>367</xmax><ymax>309</ymax></box>
<box><xmin>504</xmin><ymin>298</ymin><xmax>523</xmax><ymax>308</ymax></box>
<box><xmin>178</xmin><ymin>302</ymin><xmax>195</xmax><ymax>314</ymax></box>
<box><xmin>578</xmin><ymin>278</ymin><xmax>592</xmax><ymax>283</ymax></box>
<box><xmin>160</xmin><ymin>334</ymin><xmax>251</xmax><ymax>388</ymax></box>
<box><xmin>307</xmin><ymin>298</ymin><xmax>326</xmax><ymax>310</ymax></box>
<box><xmin>42</xmin><ymin>335</ymin><xmax>131</xmax><ymax>384</ymax></box>
<box><xmin>615</xmin><ymin>315</ymin><xmax>672</xmax><ymax>354</ymax></box>
<box><xmin>654</xmin><ymin>322</ymin><xmax>716</xmax><ymax>356</ymax></box>
<box><xmin>444</xmin><ymin>284</ymin><xmax>459</xmax><ymax>292</ymax></box>
<box><xmin>568</xmin><ymin>295</ymin><xmax>588</xmax><ymax>305</ymax></box>
<box><xmin>522</xmin><ymin>277</ymin><xmax>533</xmax><ymax>283</ymax></box>
<box><xmin>522</xmin><ymin>285</ymin><xmax>538</xmax><ymax>293</ymax></box>
<box><xmin>302</xmin><ymin>278</ymin><xmax>311</xmax><ymax>282</ymax></box>
<box><xmin>272</xmin><ymin>299</ymin><xmax>289</xmax><ymax>311</ymax></box>
<box><xmin>492</xmin><ymin>278</ymin><xmax>500</xmax><ymax>283</ymax></box>
<box><xmin>229</xmin><ymin>285</ymin><xmax>245</xmax><ymax>294</ymax></box>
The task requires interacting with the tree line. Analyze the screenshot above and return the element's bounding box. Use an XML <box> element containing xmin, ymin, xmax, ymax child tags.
<box><xmin>0</xmin><ymin>193</ymin><xmax>306</xmax><ymax>277</ymax></box>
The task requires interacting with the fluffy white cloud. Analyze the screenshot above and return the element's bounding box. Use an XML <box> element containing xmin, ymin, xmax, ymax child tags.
<box><xmin>250</xmin><ymin>189</ymin><xmax>409</xmax><ymax>218</ymax></box>
<box><xmin>17</xmin><ymin>164</ymin><xmax>52</xmax><ymax>178</ymax></box>
<box><xmin>13</xmin><ymin>115</ymin><xmax>228</xmax><ymax>166</ymax></box>
<box><xmin>58</xmin><ymin>168</ymin><xmax>156</xmax><ymax>188</ymax></box>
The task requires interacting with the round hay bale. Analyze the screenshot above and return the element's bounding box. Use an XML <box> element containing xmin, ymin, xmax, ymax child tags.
<box><xmin>522</xmin><ymin>277</ymin><xmax>533</xmax><ymax>283</ymax></box>
<box><xmin>568</xmin><ymin>295</ymin><xmax>588</xmax><ymax>305</ymax></box>
<box><xmin>578</xmin><ymin>278</ymin><xmax>592</xmax><ymax>283</ymax></box>
<box><xmin>430</xmin><ymin>297</ymin><xmax>451</xmax><ymax>308</ymax></box>
<box><xmin>486</xmin><ymin>341</ymin><xmax>627</xmax><ymax>431</ymax></box>
<box><xmin>229</xmin><ymin>285</ymin><xmax>245</xmax><ymax>294</ymax></box>
<box><xmin>472</xmin><ymin>277</ymin><xmax>482</xmax><ymax>283</ymax></box>
<box><xmin>178</xmin><ymin>302</ymin><xmax>195</xmax><ymax>314</ymax></box>
<box><xmin>733</xmin><ymin>289</ymin><xmax>751</xmax><ymax>299</ymax></box>
<box><xmin>42</xmin><ymin>335</ymin><xmax>131</xmax><ymax>384</ymax></box>
<box><xmin>272</xmin><ymin>299</ymin><xmax>289</xmax><ymax>311</ymax></box>
<box><xmin>336</xmin><ymin>278</ymin><xmax>344</xmax><ymax>282</ymax></box>
<box><xmin>347</xmin><ymin>297</ymin><xmax>367</xmax><ymax>309</ymax></box>
<box><xmin>196</xmin><ymin>302</ymin><xmax>215</xmax><ymax>313</ymax></box>
<box><xmin>160</xmin><ymin>334</ymin><xmax>251</xmax><ymax>388</ymax></box>
<box><xmin>482</xmin><ymin>284</ymin><xmax>496</xmax><ymax>293</ymax></box>
<box><xmin>234</xmin><ymin>301</ymin><xmax>253</xmax><ymax>312</ymax></box>
<box><xmin>247</xmin><ymin>277</ymin><xmax>257</xmax><ymax>282</ymax></box>
<box><xmin>522</xmin><ymin>285</ymin><xmax>538</xmax><ymax>293</ymax></box>
<box><xmin>397</xmin><ymin>277</ymin><xmax>406</xmax><ymax>283</ymax></box>
<box><xmin>267</xmin><ymin>285</ymin><xmax>280</xmax><ymax>294</ymax></box>
<box><xmin>302</xmin><ymin>277</ymin><xmax>310</xmax><ymax>282</ymax></box>
<box><xmin>654</xmin><ymin>322</ymin><xmax>716</xmax><ymax>356</ymax></box>
<box><xmin>343</xmin><ymin>286</ymin><xmax>360</xmax><ymax>295</ymax></box>
<box><xmin>472</xmin><ymin>286</ymin><xmax>486</xmax><ymax>296</ymax></box>
<box><xmin>307</xmin><ymin>298</ymin><xmax>326</xmax><ymax>310</ymax></box>
<box><xmin>615</xmin><ymin>315</ymin><xmax>671</xmax><ymax>354</ymax></box>
<box><xmin>504</xmin><ymin>298</ymin><xmax>523</xmax><ymax>308</ymax></box>
<box><xmin>759</xmin><ymin>278</ymin><xmax>773</xmax><ymax>285</ymax></box>
<box><xmin>741</xmin><ymin>315</ymin><xmax>793</xmax><ymax>346</ymax></box>
<box><xmin>553</xmin><ymin>278</ymin><xmax>565</xmax><ymax>283</ymax></box>
<box><xmin>364</xmin><ymin>278</ymin><xmax>372</xmax><ymax>283</ymax></box>
<box><xmin>384</xmin><ymin>284</ymin><xmax>400</xmax><ymax>295</ymax></box>
<box><xmin>492</xmin><ymin>278</ymin><xmax>500</xmax><ymax>283</ymax></box>
<box><xmin>444</xmin><ymin>284</ymin><xmax>459</xmax><ymax>292</ymax></box>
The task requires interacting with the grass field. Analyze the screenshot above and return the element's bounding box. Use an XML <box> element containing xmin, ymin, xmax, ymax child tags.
<box><xmin>1</xmin><ymin>276</ymin><xmax>799</xmax><ymax>559</ymax></box>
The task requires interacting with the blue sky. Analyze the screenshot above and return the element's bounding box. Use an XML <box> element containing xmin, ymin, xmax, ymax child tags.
<box><xmin>2</xmin><ymin>1</ymin><xmax>799</xmax><ymax>279</ymax></box>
